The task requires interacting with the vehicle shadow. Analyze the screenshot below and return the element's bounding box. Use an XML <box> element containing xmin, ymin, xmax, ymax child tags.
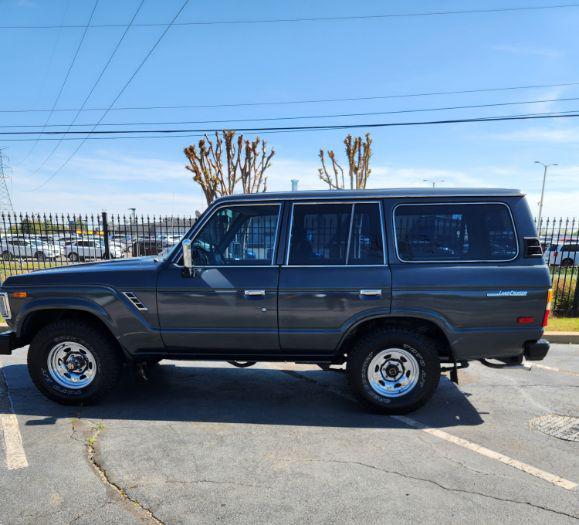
<box><xmin>1</xmin><ymin>362</ymin><xmax>485</xmax><ymax>429</ymax></box>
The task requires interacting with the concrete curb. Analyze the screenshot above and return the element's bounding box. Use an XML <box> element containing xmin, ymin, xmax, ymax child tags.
<box><xmin>544</xmin><ymin>331</ymin><xmax>579</xmax><ymax>344</ymax></box>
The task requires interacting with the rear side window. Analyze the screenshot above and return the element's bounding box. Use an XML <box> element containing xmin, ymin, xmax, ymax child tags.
<box><xmin>289</xmin><ymin>204</ymin><xmax>351</xmax><ymax>265</ymax></box>
<box><xmin>288</xmin><ymin>202</ymin><xmax>384</xmax><ymax>265</ymax></box>
<box><xmin>394</xmin><ymin>203</ymin><xmax>518</xmax><ymax>262</ymax></box>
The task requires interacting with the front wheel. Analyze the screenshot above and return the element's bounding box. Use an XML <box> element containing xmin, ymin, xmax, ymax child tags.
<box><xmin>27</xmin><ymin>320</ymin><xmax>123</xmax><ymax>405</ymax></box>
<box><xmin>68</xmin><ymin>252</ymin><xmax>79</xmax><ymax>262</ymax></box>
<box><xmin>347</xmin><ymin>328</ymin><xmax>441</xmax><ymax>414</ymax></box>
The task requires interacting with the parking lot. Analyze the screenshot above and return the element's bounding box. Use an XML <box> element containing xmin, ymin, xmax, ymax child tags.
<box><xmin>1</xmin><ymin>344</ymin><xmax>578</xmax><ymax>524</ymax></box>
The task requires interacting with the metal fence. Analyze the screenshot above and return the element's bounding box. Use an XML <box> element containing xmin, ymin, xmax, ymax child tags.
<box><xmin>0</xmin><ymin>212</ymin><xmax>576</xmax><ymax>316</ymax></box>
<box><xmin>537</xmin><ymin>217</ymin><xmax>578</xmax><ymax>316</ymax></box>
<box><xmin>0</xmin><ymin>212</ymin><xmax>196</xmax><ymax>282</ymax></box>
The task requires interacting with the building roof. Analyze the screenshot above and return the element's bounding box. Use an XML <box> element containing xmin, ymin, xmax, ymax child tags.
<box><xmin>215</xmin><ymin>187</ymin><xmax>524</xmax><ymax>203</ymax></box>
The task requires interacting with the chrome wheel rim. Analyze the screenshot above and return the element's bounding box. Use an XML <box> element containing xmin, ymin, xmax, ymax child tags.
<box><xmin>367</xmin><ymin>348</ymin><xmax>420</xmax><ymax>398</ymax></box>
<box><xmin>47</xmin><ymin>341</ymin><xmax>97</xmax><ymax>389</ymax></box>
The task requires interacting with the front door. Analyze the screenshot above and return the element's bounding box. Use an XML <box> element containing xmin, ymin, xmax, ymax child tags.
<box><xmin>278</xmin><ymin>201</ymin><xmax>392</xmax><ymax>354</ymax></box>
<box><xmin>157</xmin><ymin>203</ymin><xmax>281</xmax><ymax>355</ymax></box>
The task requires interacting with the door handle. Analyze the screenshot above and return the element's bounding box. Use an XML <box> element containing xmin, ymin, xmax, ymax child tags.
<box><xmin>244</xmin><ymin>289</ymin><xmax>266</xmax><ymax>297</ymax></box>
<box><xmin>359</xmin><ymin>289</ymin><xmax>382</xmax><ymax>297</ymax></box>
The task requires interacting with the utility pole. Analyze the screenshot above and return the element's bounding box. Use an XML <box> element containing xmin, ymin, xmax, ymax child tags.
<box><xmin>534</xmin><ymin>161</ymin><xmax>557</xmax><ymax>231</ymax></box>
<box><xmin>0</xmin><ymin>149</ymin><xmax>14</xmax><ymax>213</ymax></box>
<box><xmin>423</xmin><ymin>178</ymin><xmax>445</xmax><ymax>188</ymax></box>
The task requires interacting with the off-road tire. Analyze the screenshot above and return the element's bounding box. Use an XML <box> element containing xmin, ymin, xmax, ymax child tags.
<box><xmin>27</xmin><ymin>320</ymin><xmax>123</xmax><ymax>405</ymax></box>
<box><xmin>347</xmin><ymin>327</ymin><xmax>441</xmax><ymax>414</ymax></box>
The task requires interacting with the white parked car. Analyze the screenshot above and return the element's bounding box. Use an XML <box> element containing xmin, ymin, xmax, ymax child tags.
<box><xmin>1</xmin><ymin>237</ymin><xmax>64</xmax><ymax>261</ymax></box>
<box><xmin>544</xmin><ymin>242</ymin><xmax>579</xmax><ymax>267</ymax></box>
<box><xmin>65</xmin><ymin>239</ymin><xmax>124</xmax><ymax>261</ymax></box>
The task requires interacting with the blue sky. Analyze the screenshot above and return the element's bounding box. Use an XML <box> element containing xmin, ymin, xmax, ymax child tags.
<box><xmin>1</xmin><ymin>0</ymin><xmax>578</xmax><ymax>216</ymax></box>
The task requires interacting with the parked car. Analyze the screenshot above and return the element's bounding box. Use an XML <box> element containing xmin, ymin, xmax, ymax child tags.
<box><xmin>131</xmin><ymin>237</ymin><xmax>164</xmax><ymax>256</ymax></box>
<box><xmin>0</xmin><ymin>189</ymin><xmax>551</xmax><ymax>413</ymax></box>
<box><xmin>544</xmin><ymin>242</ymin><xmax>579</xmax><ymax>267</ymax></box>
<box><xmin>0</xmin><ymin>237</ymin><xmax>64</xmax><ymax>261</ymax></box>
<box><xmin>65</xmin><ymin>239</ymin><xmax>124</xmax><ymax>261</ymax></box>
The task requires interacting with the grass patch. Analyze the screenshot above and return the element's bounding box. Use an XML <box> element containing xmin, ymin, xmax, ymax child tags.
<box><xmin>547</xmin><ymin>316</ymin><xmax>579</xmax><ymax>332</ymax></box>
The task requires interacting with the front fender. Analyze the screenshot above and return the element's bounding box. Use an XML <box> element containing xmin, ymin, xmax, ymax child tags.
<box><xmin>16</xmin><ymin>297</ymin><xmax>116</xmax><ymax>338</ymax></box>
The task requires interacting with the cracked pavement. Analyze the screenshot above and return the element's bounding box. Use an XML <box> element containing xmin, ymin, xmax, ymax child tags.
<box><xmin>0</xmin><ymin>344</ymin><xmax>577</xmax><ymax>524</ymax></box>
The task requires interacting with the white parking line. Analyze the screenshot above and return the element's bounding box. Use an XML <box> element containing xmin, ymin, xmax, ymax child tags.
<box><xmin>267</xmin><ymin>364</ymin><xmax>577</xmax><ymax>491</ymax></box>
<box><xmin>0</xmin><ymin>359</ymin><xmax>28</xmax><ymax>470</ymax></box>
<box><xmin>393</xmin><ymin>415</ymin><xmax>577</xmax><ymax>491</ymax></box>
<box><xmin>523</xmin><ymin>362</ymin><xmax>579</xmax><ymax>377</ymax></box>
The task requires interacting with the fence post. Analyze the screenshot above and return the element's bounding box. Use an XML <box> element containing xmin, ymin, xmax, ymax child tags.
<box><xmin>102</xmin><ymin>211</ymin><xmax>110</xmax><ymax>259</ymax></box>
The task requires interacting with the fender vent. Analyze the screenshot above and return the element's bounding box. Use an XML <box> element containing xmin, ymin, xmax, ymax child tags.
<box><xmin>122</xmin><ymin>292</ymin><xmax>148</xmax><ymax>311</ymax></box>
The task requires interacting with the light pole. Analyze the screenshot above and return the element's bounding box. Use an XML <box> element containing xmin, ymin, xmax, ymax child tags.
<box><xmin>534</xmin><ymin>161</ymin><xmax>557</xmax><ymax>230</ymax></box>
<box><xmin>423</xmin><ymin>179</ymin><xmax>445</xmax><ymax>188</ymax></box>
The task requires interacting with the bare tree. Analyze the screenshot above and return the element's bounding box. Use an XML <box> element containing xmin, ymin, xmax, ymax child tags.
<box><xmin>318</xmin><ymin>133</ymin><xmax>372</xmax><ymax>189</ymax></box>
<box><xmin>184</xmin><ymin>130</ymin><xmax>275</xmax><ymax>205</ymax></box>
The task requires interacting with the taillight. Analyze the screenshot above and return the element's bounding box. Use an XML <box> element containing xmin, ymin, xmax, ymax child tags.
<box><xmin>542</xmin><ymin>288</ymin><xmax>553</xmax><ymax>327</ymax></box>
<box><xmin>517</xmin><ymin>316</ymin><xmax>536</xmax><ymax>325</ymax></box>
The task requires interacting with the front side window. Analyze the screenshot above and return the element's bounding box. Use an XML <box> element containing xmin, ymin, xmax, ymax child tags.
<box><xmin>191</xmin><ymin>205</ymin><xmax>280</xmax><ymax>266</ymax></box>
<box><xmin>394</xmin><ymin>203</ymin><xmax>517</xmax><ymax>262</ymax></box>
<box><xmin>288</xmin><ymin>202</ymin><xmax>384</xmax><ymax>265</ymax></box>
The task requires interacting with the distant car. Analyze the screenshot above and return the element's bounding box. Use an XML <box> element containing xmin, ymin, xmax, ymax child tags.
<box><xmin>1</xmin><ymin>238</ymin><xmax>63</xmax><ymax>261</ymax></box>
<box><xmin>544</xmin><ymin>242</ymin><xmax>579</xmax><ymax>267</ymax></box>
<box><xmin>131</xmin><ymin>238</ymin><xmax>164</xmax><ymax>257</ymax></box>
<box><xmin>157</xmin><ymin>234</ymin><xmax>182</xmax><ymax>247</ymax></box>
<box><xmin>65</xmin><ymin>239</ymin><xmax>124</xmax><ymax>261</ymax></box>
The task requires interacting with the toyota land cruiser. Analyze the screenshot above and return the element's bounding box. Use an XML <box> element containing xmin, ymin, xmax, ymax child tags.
<box><xmin>0</xmin><ymin>189</ymin><xmax>551</xmax><ymax>414</ymax></box>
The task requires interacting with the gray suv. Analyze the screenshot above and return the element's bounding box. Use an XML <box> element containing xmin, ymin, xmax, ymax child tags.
<box><xmin>0</xmin><ymin>189</ymin><xmax>551</xmax><ymax>414</ymax></box>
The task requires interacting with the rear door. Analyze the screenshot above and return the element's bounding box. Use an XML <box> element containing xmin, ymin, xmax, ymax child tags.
<box><xmin>278</xmin><ymin>201</ymin><xmax>391</xmax><ymax>354</ymax></box>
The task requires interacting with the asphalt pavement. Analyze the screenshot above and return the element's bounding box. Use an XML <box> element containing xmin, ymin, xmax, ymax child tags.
<box><xmin>1</xmin><ymin>344</ymin><xmax>578</xmax><ymax>524</ymax></box>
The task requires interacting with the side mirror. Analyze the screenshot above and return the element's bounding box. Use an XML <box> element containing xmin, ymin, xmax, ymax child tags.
<box><xmin>182</xmin><ymin>239</ymin><xmax>193</xmax><ymax>276</ymax></box>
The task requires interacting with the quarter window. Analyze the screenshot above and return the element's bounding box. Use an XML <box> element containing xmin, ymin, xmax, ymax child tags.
<box><xmin>348</xmin><ymin>203</ymin><xmax>384</xmax><ymax>265</ymax></box>
<box><xmin>192</xmin><ymin>205</ymin><xmax>280</xmax><ymax>266</ymax></box>
<box><xmin>394</xmin><ymin>203</ymin><xmax>517</xmax><ymax>262</ymax></box>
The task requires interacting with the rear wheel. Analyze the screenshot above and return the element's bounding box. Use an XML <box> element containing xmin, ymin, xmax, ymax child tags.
<box><xmin>68</xmin><ymin>252</ymin><xmax>79</xmax><ymax>262</ymax></box>
<box><xmin>347</xmin><ymin>328</ymin><xmax>441</xmax><ymax>414</ymax></box>
<box><xmin>2</xmin><ymin>250</ymin><xmax>13</xmax><ymax>261</ymax></box>
<box><xmin>27</xmin><ymin>320</ymin><xmax>123</xmax><ymax>405</ymax></box>
<box><xmin>34</xmin><ymin>251</ymin><xmax>46</xmax><ymax>261</ymax></box>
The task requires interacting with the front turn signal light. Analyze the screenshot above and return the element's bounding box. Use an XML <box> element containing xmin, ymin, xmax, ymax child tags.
<box><xmin>11</xmin><ymin>291</ymin><xmax>27</xmax><ymax>299</ymax></box>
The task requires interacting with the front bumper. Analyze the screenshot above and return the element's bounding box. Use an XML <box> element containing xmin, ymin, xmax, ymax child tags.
<box><xmin>0</xmin><ymin>329</ymin><xmax>18</xmax><ymax>355</ymax></box>
<box><xmin>524</xmin><ymin>339</ymin><xmax>550</xmax><ymax>361</ymax></box>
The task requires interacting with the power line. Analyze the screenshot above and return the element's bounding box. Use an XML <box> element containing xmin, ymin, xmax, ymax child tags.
<box><xmin>30</xmin><ymin>0</ymin><xmax>146</xmax><ymax>173</ymax></box>
<box><xmin>2</xmin><ymin>3</ymin><xmax>579</xmax><ymax>29</ymax></box>
<box><xmin>4</xmin><ymin>110</ymin><xmax>579</xmax><ymax>138</ymax></box>
<box><xmin>3</xmin><ymin>109</ymin><xmax>579</xmax><ymax>143</ymax></box>
<box><xmin>30</xmin><ymin>0</ymin><xmax>191</xmax><ymax>191</ymax></box>
<box><xmin>17</xmin><ymin>0</ymin><xmax>99</xmax><ymax>164</ymax></box>
<box><xmin>3</xmin><ymin>80</ymin><xmax>579</xmax><ymax>114</ymax></box>
<box><xmin>3</xmin><ymin>95</ymin><xmax>579</xmax><ymax>130</ymax></box>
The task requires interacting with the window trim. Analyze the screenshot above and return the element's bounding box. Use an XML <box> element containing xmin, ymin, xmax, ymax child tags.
<box><xmin>392</xmin><ymin>201</ymin><xmax>519</xmax><ymax>264</ymax></box>
<box><xmin>285</xmin><ymin>200</ymin><xmax>387</xmax><ymax>267</ymax></box>
<box><xmin>171</xmin><ymin>202</ymin><xmax>282</xmax><ymax>268</ymax></box>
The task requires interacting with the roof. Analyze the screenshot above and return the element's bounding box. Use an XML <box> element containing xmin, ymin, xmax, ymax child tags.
<box><xmin>215</xmin><ymin>187</ymin><xmax>524</xmax><ymax>203</ymax></box>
